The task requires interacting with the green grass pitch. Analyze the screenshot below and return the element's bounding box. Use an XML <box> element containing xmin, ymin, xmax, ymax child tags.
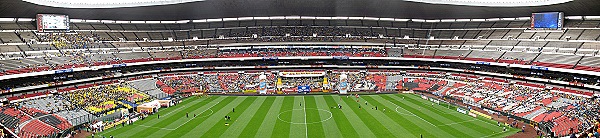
<box><xmin>98</xmin><ymin>94</ymin><xmax>520</xmax><ymax>138</ymax></box>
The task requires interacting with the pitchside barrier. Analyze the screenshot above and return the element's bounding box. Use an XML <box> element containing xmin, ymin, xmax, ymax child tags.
<box><xmin>437</xmin><ymin>93</ymin><xmax>539</xmax><ymax>127</ymax></box>
<box><xmin>419</xmin><ymin>92</ymin><xmax>536</xmax><ymax>124</ymax></box>
<box><xmin>418</xmin><ymin>93</ymin><xmax>462</xmax><ymax>111</ymax></box>
<box><xmin>207</xmin><ymin>91</ymin><xmax>397</xmax><ymax>96</ymax></box>
<box><xmin>469</xmin><ymin>109</ymin><xmax>492</xmax><ymax>120</ymax></box>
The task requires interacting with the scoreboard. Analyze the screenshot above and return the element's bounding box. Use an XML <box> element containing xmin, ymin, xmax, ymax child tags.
<box><xmin>36</xmin><ymin>14</ymin><xmax>70</xmax><ymax>32</ymax></box>
<box><xmin>530</xmin><ymin>12</ymin><xmax>564</xmax><ymax>30</ymax></box>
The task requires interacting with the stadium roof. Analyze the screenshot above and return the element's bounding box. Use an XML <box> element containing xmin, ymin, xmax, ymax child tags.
<box><xmin>0</xmin><ymin>0</ymin><xmax>599</xmax><ymax>20</ymax></box>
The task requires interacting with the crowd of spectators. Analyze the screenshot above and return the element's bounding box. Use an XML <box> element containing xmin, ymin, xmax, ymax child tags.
<box><xmin>38</xmin><ymin>33</ymin><xmax>101</xmax><ymax>49</ymax></box>
<box><xmin>158</xmin><ymin>73</ymin><xmax>276</xmax><ymax>93</ymax></box>
<box><xmin>65</xmin><ymin>84</ymin><xmax>150</xmax><ymax>115</ymax></box>
<box><xmin>157</xmin><ymin>71</ymin><xmax>395</xmax><ymax>93</ymax></box>
<box><xmin>0</xmin><ymin>80</ymin><xmax>158</xmax><ymax>138</ymax></box>
<box><xmin>572</xmin><ymin>97</ymin><xmax>600</xmax><ymax>131</ymax></box>
<box><xmin>329</xmin><ymin>72</ymin><xmax>389</xmax><ymax>91</ymax></box>
<box><xmin>281</xmin><ymin>77</ymin><xmax>322</xmax><ymax>89</ymax></box>
<box><xmin>419</xmin><ymin>74</ymin><xmax>596</xmax><ymax>137</ymax></box>
<box><xmin>18</xmin><ymin>95</ymin><xmax>75</xmax><ymax>114</ymax></box>
<box><xmin>219</xmin><ymin>48</ymin><xmax>386</xmax><ymax>58</ymax></box>
<box><xmin>235</xmin><ymin>27</ymin><xmax>379</xmax><ymax>37</ymax></box>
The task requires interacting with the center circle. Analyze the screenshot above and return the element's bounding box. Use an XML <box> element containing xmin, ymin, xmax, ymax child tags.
<box><xmin>277</xmin><ymin>108</ymin><xmax>333</xmax><ymax>124</ymax></box>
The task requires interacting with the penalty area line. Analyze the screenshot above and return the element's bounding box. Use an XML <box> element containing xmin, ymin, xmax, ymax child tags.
<box><xmin>384</xmin><ymin>97</ymin><xmax>437</xmax><ymax>127</ymax></box>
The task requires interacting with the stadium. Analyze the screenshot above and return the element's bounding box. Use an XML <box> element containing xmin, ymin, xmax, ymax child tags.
<box><xmin>0</xmin><ymin>0</ymin><xmax>599</xmax><ymax>137</ymax></box>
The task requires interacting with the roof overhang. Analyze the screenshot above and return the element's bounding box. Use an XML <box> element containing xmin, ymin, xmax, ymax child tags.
<box><xmin>22</xmin><ymin>0</ymin><xmax>206</xmax><ymax>8</ymax></box>
<box><xmin>403</xmin><ymin>0</ymin><xmax>573</xmax><ymax>7</ymax></box>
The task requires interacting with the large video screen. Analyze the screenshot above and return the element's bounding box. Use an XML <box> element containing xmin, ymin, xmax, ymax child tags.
<box><xmin>36</xmin><ymin>14</ymin><xmax>69</xmax><ymax>32</ymax></box>
<box><xmin>531</xmin><ymin>12</ymin><xmax>563</xmax><ymax>29</ymax></box>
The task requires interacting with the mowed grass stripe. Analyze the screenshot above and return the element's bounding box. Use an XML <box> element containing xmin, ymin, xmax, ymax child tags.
<box><xmin>392</xmin><ymin>95</ymin><xmax>487</xmax><ymax>137</ymax></box>
<box><xmin>141</xmin><ymin>97</ymin><xmax>227</xmax><ymax>137</ymax></box>
<box><xmin>161</xmin><ymin>96</ymin><xmax>242</xmax><ymax>137</ymax></box>
<box><xmin>380</xmin><ymin>95</ymin><xmax>469</xmax><ymax>138</ymax></box>
<box><xmin>152</xmin><ymin>96</ymin><xmax>235</xmax><ymax>138</ymax></box>
<box><xmin>254</xmin><ymin>97</ymin><xmax>284</xmax><ymax>138</ymax></box>
<box><xmin>99</xmin><ymin>95</ymin><xmax>520</xmax><ymax>138</ymax></box>
<box><xmin>237</xmin><ymin>97</ymin><xmax>276</xmax><ymax>138</ymax></box>
<box><xmin>363</xmin><ymin>95</ymin><xmax>436</xmax><ymax>138</ymax></box>
<box><xmin>388</xmin><ymin>94</ymin><xmax>485</xmax><ymax>137</ymax></box>
<box><xmin>289</xmin><ymin>96</ymin><xmax>308</xmax><ymax>138</ymax></box>
<box><xmin>304</xmin><ymin>96</ymin><xmax>326</xmax><ymax>138</ymax></box>
<box><xmin>400</xmin><ymin>94</ymin><xmax>496</xmax><ymax>136</ymax></box>
<box><xmin>198</xmin><ymin>97</ymin><xmax>258</xmax><ymax>138</ymax></box>
<box><xmin>322</xmin><ymin>96</ymin><xmax>359</xmax><ymax>138</ymax></box>
<box><xmin>340</xmin><ymin>96</ymin><xmax>396</xmax><ymax>137</ymax></box>
<box><xmin>271</xmin><ymin>96</ymin><xmax>294</xmax><ymax>138</ymax></box>
<box><xmin>114</xmin><ymin>96</ymin><xmax>222</xmax><ymax>138</ymax></box>
<box><xmin>219</xmin><ymin>97</ymin><xmax>267</xmax><ymax>137</ymax></box>
<box><xmin>313</xmin><ymin>96</ymin><xmax>343</xmax><ymax>138</ymax></box>
<box><xmin>353</xmin><ymin>96</ymin><xmax>414</xmax><ymax>138</ymax></box>
<box><xmin>369</xmin><ymin>95</ymin><xmax>456</xmax><ymax>138</ymax></box>
<box><xmin>332</xmin><ymin>95</ymin><xmax>377</xmax><ymax>138</ymax></box>
<box><xmin>403</xmin><ymin>94</ymin><xmax>504</xmax><ymax>132</ymax></box>
<box><xmin>101</xmin><ymin>96</ymin><xmax>211</xmax><ymax>137</ymax></box>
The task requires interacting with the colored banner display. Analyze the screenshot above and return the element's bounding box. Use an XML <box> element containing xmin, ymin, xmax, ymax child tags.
<box><xmin>338</xmin><ymin>74</ymin><xmax>348</xmax><ymax>94</ymax></box>
<box><xmin>333</xmin><ymin>56</ymin><xmax>349</xmax><ymax>60</ymax></box>
<box><xmin>475</xmin><ymin>62</ymin><xmax>491</xmax><ymax>65</ymax></box>
<box><xmin>258</xmin><ymin>74</ymin><xmax>267</xmax><ymax>94</ymax></box>
<box><xmin>468</xmin><ymin>112</ymin><xmax>478</xmax><ymax>118</ymax></box>
<box><xmin>456</xmin><ymin>108</ymin><xmax>468</xmax><ymax>114</ymax></box>
<box><xmin>262</xmin><ymin>57</ymin><xmax>278</xmax><ymax>60</ymax></box>
<box><xmin>298</xmin><ymin>86</ymin><xmax>311</xmax><ymax>93</ymax></box>
<box><xmin>112</xmin><ymin>64</ymin><xmax>127</xmax><ymax>68</ymax></box>
<box><xmin>279</xmin><ymin>72</ymin><xmax>326</xmax><ymax>77</ymax></box>
<box><xmin>469</xmin><ymin>109</ymin><xmax>492</xmax><ymax>119</ymax></box>
<box><xmin>54</xmin><ymin>68</ymin><xmax>73</xmax><ymax>74</ymax></box>
<box><xmin>530</xmin><ymin>66</ymin><xmax>549</xmax><ymax>71</ymax></box>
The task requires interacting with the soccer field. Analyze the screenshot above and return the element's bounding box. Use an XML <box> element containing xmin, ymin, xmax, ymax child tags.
<box><xmin>99</xmin><ymin>94</ymin><xmax>519</xmax><ymax>138</ymax></box>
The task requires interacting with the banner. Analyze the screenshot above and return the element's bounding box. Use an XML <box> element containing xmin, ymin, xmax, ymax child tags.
<box><xmin>298</xmin><ymin>86</ymin><xmax>311</xmax><ymax>93</ymax></box>
<box><xmin>429</xmin><ymin>98</ymin><xmax>440</xmax><ymax>104</ymax></box>
<box><xmin>338</xmin><ymin>74</ymin><xmax>348</xmax><ymax>94</ymax></box>
<box><xmin>54</xmin><ymin>68</ymin><xmax>73</xmax><ymax>74</ymax></box>
<box><xmin>322</xmin><ymin>77</ymin><xmax>330</xmax><ymax>92</ymax></box>
<box><xmin>470</xmin><ymin>109</ymin><xmax>492</xmax><ymax>119</ymax></box>
<box><xmin>279</xmin><ymin>72</ymin><xmax>325</xmax><ymax>77</ymax></box>
<box><xmin>468</xmin><ymin>112</ymin><xmax>478</xmax><ymax>118</ymax></box>
<box><xmin>112</xmin><ymin>64</ymin><xmax>127</xmax><ymax>68</ymax></box>
<box><xmin>258</xmin><ymin>74</ymin><xmax>267</xmax><ymax>94</ymax></box>
<box><xmin>456</xmin><ymin>108</ymin><xmax>468</xmax><ymax>114</ymax></box>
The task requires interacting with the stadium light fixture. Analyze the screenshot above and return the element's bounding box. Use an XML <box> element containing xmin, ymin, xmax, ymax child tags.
<box><xmin>584</xmin><ymin>16</ymin><xmax>600</xmax><ymax>20</ymax></box>
<box><xmin>18</xmin><ymin>18</ymin><xmax>36</xmax><ymax>22</ymax></box>
<box><xmin>300</xmin><ymin>16</ymin><xmax>317</xmax><ymax>20</ymax></box>
<box><xmin>379</xmin><ymin>18</ymin><xmax>395</xmax><ymax>21</ymax></box>
<box><xmin>516</xmin><ymin>17</ymin><xmax>531</xmax><ymax>21</ymax></box>
<box><xmin>566</xmin><ymin>16</ymin><xmax>584</xmax><ymax>20</ymax></box>
<box><xmin>0</xmin><ymin>18</ymin><xmax>16</xmax><ymax>22</ymax></box>
<box><xmin>286</xmin><ymin>16</ymin><xmax>301</xmax><ymax>20</ymax></box>
<box><xmin>237</xmin><ymin>17</ymin><xmax>254</xmax><ymax>21</ymax></box>
<box><xmin>401</xmin><ymin>0</ymin><xmax>573</xmax><ymax>7</ymax></box>
<box><xmin>100</xmin><ymin>20</ymin><xmax>116</xmax><ymax>23</ymax></box>
<box><xmin>175</xmin><ymin>20</ymin><xmax>190</xmax><ymax>23</ymax></box>
<box><xmin>455</xmin><ymin>19</ymin><xmax>471</xmax><ymax>22</ymax></box>
<box><xmin>69</xmin><ymin>19</ymin><xmax>84</xmax><ymax>23</ymax></box>
<box><xmin>205</xmin><ymin>19</ymin><xmax>222</xmax><ymax>22</ymax></box>
<box><xmin>222</xmin><ymin>18</ymin><xmax>238</xmax><ymax>21</ymax></box>
<box><xmin>145</xmin><ymin>21</ymin><xmax>161</xmax><ymax>24</ymax></box>
<box><xmin>130</xmin><ymin>21</ymin><xmax>146</xmax><ymax>24</ymax></box>
<box><xmin>22</xmin><ymin>0</ymin><xmax>207</xmax><ymax>8</ymax></box>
